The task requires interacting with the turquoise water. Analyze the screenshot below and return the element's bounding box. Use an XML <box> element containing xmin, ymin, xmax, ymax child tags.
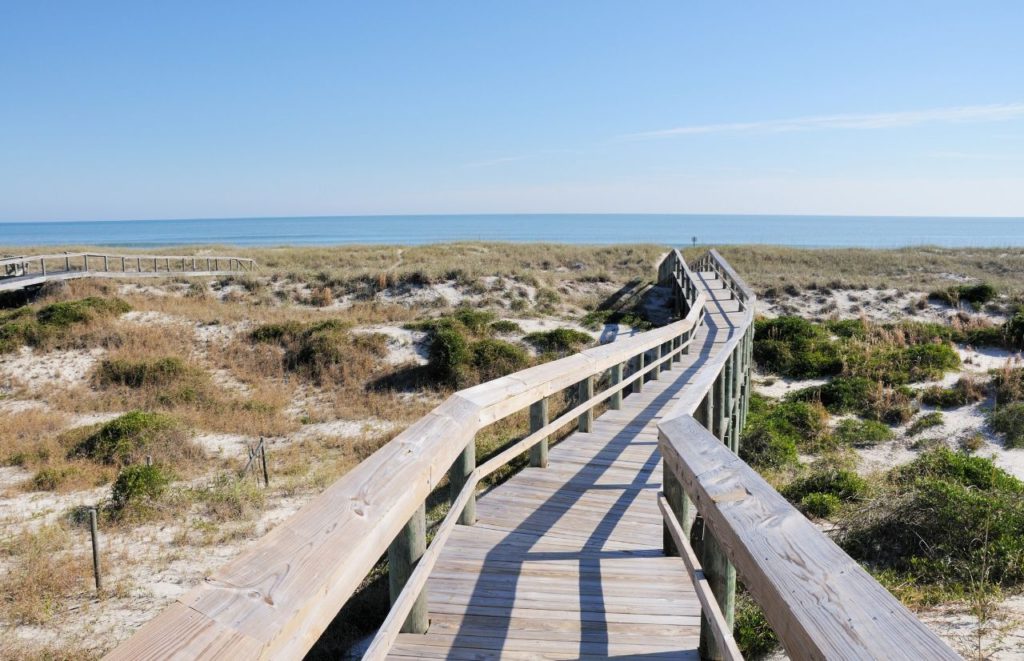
<box><xmin>1</xmin><ymin>214</ymin><xmax>1023</xmax><ymax>248</ymax></box>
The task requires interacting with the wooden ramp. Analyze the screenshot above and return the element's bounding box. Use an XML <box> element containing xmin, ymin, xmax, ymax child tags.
<box><xmin>388</xmin><ymin>272</ymin><xmax>744</xmax><ymax>660</ymax></box>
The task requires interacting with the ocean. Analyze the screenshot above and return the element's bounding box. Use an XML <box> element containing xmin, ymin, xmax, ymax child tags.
<box><xmin>1</xmin><ymin>214</ymin><xmax>1023</xmax><ymax>248</ymax></box>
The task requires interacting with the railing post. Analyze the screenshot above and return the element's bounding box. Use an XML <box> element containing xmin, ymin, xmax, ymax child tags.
<box><xmin>660</xmin><ymin>341</ymin><xmax>671</xmax><ymax>373</ymax></box>
<box><xmin>449</xmin><ymin>440</ymin><xmax>476</xmax><ymax>525</ymax></box>
<box><xmin>651</xmin><ymin>345</ymin><xmax>661</xmax><ymax>381</ymax></box>
<box><xmin>529</xmin><ymin>398</ymin><xmax>549</xmax><ymax>468</ymax></box>
<box><xmin>662</xmin><ymin>464</ymin><xmax>689</xmax><ymax>557</ymax></box>
<box><xmin>609</xmin><ymin>363</ymin><xmax>623</xmax><ymax>410</ymax></box>
<box><xmin>694</xmin><ymin>389</ymin><xmax>737</xmax><ymax>660</ymax></box>
<box><xmin>634</xmin><ymin>352</ymin><xmax>645</xmax><ymax>393</ymax></box>
<box><xmin>715</xmin><ymin>372</ymin><xmax>726</xmax><ymax>442</ymax></box>
<box><xmin>695</xmin><ymin>518</ymin><xmax>736</xmax><ymax>661</ymax></box>
<box><xmin>577</xmin><ymin>376</ymin><xmax>594</xmax><ymax>432</ymax></box>
<box><xmin>103</xmin><ymin>255</ymin><xmax>108</xmax><ymax>271</ymax></box>
<box><xmin>387</xmin><ymin>503</ymin><xmax>429</xmax><ymax>634</ymax></box>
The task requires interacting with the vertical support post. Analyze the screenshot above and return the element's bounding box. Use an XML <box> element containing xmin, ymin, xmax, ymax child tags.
<box><xmin>661</xmin><ymin>341</ymin><xmax>671</xmax><ymax>372</ymax></box>
<box><xmin>696</xmin><ymin>519</ymin><xmax>736</xmax><ymax>660</ymax></box>
<box><xmin>388</xmin><ymin>503</ymin><xmax>429</xmax><ymax>633</ymax></box>
<box><xmin>715</xmin><ymin>371</ymin><xmax>727</xmax><ymax>442</ymax></box>
<box><xmin>89</xmin><ymin>507</ymin><xmax>102</xmax><ymax>592</ymax></box>
<box><xmin>41</xmin><ymin>259</ymin><xmax>46</xmax><ymax>276</ymax></box>
<box><xmin>529</xmin><ymin>398</ymin><xmax>549</xmax><ymax>468</ymax></box>
<box><xmin>450</xmin><ymin>438</ymin><xmax>476</xmax><ymax>524</ymax></box>
<box><xmin>682</xmin><ymin>328</ymin><xmax>691</xmax><ymax>355</ymax></box>
<box><xmin>137</xmin><ymin>257</ymin><xmax>142</xmax><ymax>272</ymax></box>
<box><xmin>609</xmin><ymin>363</ymin><xmax>623</xmax><ymax>410</ymax></box>
<box><xmin>634</xmin><ymin>352</ymin><xmax>645</xmax><ymax>393</ymax></box>
<box><xmin>65</xmin><ymin>255</ymin><xmax>70</xmax><ymax>271</ymax></box>
<box><xmin>662</xmin><ymin>465</ymin><xmax>689</xmax><ymax>557</ymax></box>
<box><xmin>260</xmin><ymin>439</ymin><xmax>269</xmax><ymax>487</ymax></box>
<box><xmin>577</xmin><ymin>376</ymin><xmax>594</xmax><ymax>432</ymax></box>
<box><xmin>651</xmin><ymin>344</ymin><xmax>661</xmax><ymax>381</ymax></box>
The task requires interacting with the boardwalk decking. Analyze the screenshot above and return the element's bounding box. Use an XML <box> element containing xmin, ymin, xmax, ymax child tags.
<box><xmin>388</xmin><ymin>272</ymin><xmax>745</xmax><ymax>660</ymax></box>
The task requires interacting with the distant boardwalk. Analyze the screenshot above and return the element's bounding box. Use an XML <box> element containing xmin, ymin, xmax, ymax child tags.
<box><xmin>0</xmin><ymin>252</ymin><xmax>256</xmax><ymax>293</ymax></box>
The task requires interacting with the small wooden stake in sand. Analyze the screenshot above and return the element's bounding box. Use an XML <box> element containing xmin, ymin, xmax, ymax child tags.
<box><xmin>89</xmin><ymin>507</ymin><xmax>102</xmax><ymax>592</ymax></box>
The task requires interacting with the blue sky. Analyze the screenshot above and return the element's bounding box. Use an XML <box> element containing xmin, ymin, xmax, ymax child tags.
<box><xmin>1</xmin><ymin>1</ymin><xmax>1022</xmax><ymax>221</ymax></box>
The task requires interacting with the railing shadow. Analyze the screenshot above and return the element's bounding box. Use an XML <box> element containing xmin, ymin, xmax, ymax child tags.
<box><xmin>445</xmin><ymin>293</ymin><xmax>727</xmax><ymax>657</ymax></box>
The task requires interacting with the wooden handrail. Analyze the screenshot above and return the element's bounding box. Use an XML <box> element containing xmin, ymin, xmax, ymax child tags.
<box><xmin>657</xmin><ymin>416</ymin><xmax>959</xmax><ymax>660</ymax></box>
<box><xmin>0</xmin><ymin>252</ymin><xmax>257</xmax><ymax>266</ymax></box>
<box><xmin>107</xmin><ymin>262</ymin><xmax>710</xmax><ymax>660</ymax></box>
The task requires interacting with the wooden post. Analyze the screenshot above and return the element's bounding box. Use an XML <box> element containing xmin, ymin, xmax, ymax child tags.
<box><xmin>634</xmin><ymin>352</ymin><xmax>645</xmax><ymax>393</ymax></box>
<box><xmin>387</xmin><ymin>503</ymin><xmax>429</xmax><ymax>634</ymax></box>
<box><xmin>137</xmin><ymin>257</ymin><xmax>142</xmax><ymax>272</ymax></box>
<box><xmin>715</xmin><ymin>371</ymin><xmax>727</xmax><ymax>442</ymax></box>
<box><xmin>529</xmin><ymin>398</ymin><xmax>548</xmax><ymax>468</ymax></box>
<box><xmin>661</xmin><ymin>341</ymin><xmax>672</xmax><ymax>372</ymax></box>
<box><xmin>651</xmin><ymin>344</ymin><xmax>661</xmax><ymax>381</ymax></box>
<box><xmin>41</xmin><ymin>259</ymin><xmax>46</xmax><ymax>276</ymax></box>
<box><xmin>260</xmin><ymin>440</ymin><xmax>270</xmax><ymax>487</ymax></box>
<box><xmin>682</xmin><ymin>328</ymin><xmax>691</xmax><ymax>356</ymax></box>
<box><xmin>577</xmin><ymin>376</ymin><xmax>594</xmax><ymax>432</ymax></box>
<box><xmin>450</xmin><ymin>439</ymin><xmax>476</xmax><ymax>524</ymax></box>
<box><xmin>662</xmin><ymin>465</ymin><xmax>689</xmax><ymax>557</ymax></box>
<box><xmin>89</xmin><ymin>507</ymin><xmax>102</xmax><ymax>592</ymax></box>
<box><xmin>695</xmin><ymin>518</ymin><xmax>736</xmax><ymax>661</ymax></box>
<box><xmin>65</xmin><ymin>255</ymin><xmax>70</xmax><ymax>271</ymax></box>
<box><xmin>103</xmin><ymin>255</ymin><xmax>108</xmax><ymax>271</ymax></box>
<box><xmin>609</xmin><ymin>363</ymin><xmax>623</xmax><ymax>410</ymax></box>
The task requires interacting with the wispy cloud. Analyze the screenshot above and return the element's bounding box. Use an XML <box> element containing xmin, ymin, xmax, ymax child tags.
<box><xmin>624</xmin><ymin>102</ymin><xmax>1024</xmax><ymax>140</ymax></box>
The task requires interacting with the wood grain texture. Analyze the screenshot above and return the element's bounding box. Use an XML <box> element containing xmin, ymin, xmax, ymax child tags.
<box><xmin>658</xmin><ymin>415</ymin><xmax>960</xmax><ymax>661</ymax></box>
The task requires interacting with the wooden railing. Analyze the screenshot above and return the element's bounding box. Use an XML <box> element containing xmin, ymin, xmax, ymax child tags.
<box><xmin>655</xmin><ymin>250</ymin><xmax>959</xmax><ymax>659</ymax></box>
<box><xmin>0</xmin><ymin>252</ymin><xmax>257</xmax><ymax>292</ymax></box>
<box><xmin>107</xmin><ymin>252</ymin><xmax>708</xmax><ymax>660</ymax></box>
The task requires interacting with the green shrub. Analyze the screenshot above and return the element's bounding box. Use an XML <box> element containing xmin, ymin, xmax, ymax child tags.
<box><xmin>740</xmin><ymin>395</ymin><xmax>829</xmax><ymax>467</ymax></box>
<box><xmin>1006</xmin><ymin>312</ymin><xmax>1024</xmax><ymax>350</ymax></box>
<box><xmin>825</xmin><ymin>318</ymin><xmax>868</xmax><ymax>339</ymax></box>
<box><xmin>848</xmin><ymin>343</ymin><xmax>960</xmax><ymax>385</ymax></box>
<box><xmin>490</xmin><ymin>320</ymin><xmax>523</xmax><ymax>334</ymax></box>
<box><xmin>30</xmin><ymin>466</ymin><xmax>76</xmax><ymax>491</ymax></box>
<box><xmin>35</xmin><ymin>297</ymin><xmax>130</xmax><ymax>327</ymax></box>
<box><xmin>840</xmin><ymin>449</ymin><xmax>1024</xmax><ymax>588</ymax></box>
<box><xmin>251</xmin><ymin>319</ymin><xmax>387</xmax><ymax>383</ymax></box>
<box><xmin>930</xmin><ymin>282</ymin><xmax>998</xmax><ymax>307</ymax></box>
<box><xmin>787</xmin><ymin>376</ymin><xmax>876</xmax><ymax>414</ymax></box>
<box><xmin>800</xmin><ymin>492</ymin><xmax>842</xmax><ymax>518</ymax></box>
<box><xmin>783</xmin><ymin>468</ymin><xmax>868</xmax><ymax>504</ymax></box>
<box><xmin>833</xmin><ymin>418</ymin><xmax>893</xmax><ymax>447</ymax></box>
<box><xmin>753</xmin><ymin>317</ymin><xmax>842</xmax><ymax>378</ymax></box>
<box><xmin>428</xmin><ymin>327</ymin><xmax>471</xmax><ymax>386</ymax></box>
<box><xmin>71</xmin><ymin>411</ymin><xmax>191</xmax><ymax>466</ymax></box>
<box><xmin>920</xmin><ymin>376</ymin><xmax>985</xmax><ymax>408</ymax></box>
<box><xmin>907</xmin><ymin>412</ymin><xmax>944</xmax><ymax>436</ymax></box>
<box><xmin>523</xmin><ymin>328</ymin><xmax>593</xmax><ymax>356</ymax></box>
<box><xmin>991</xmin><ymin>368</ymin><xmax>1024</xmax><ymax>405</ymax></box>
<box><xmin>991</xmin><ymin>403</ymin><xmax>1024</xmax><ymax>449</ymax></box>
<box><xmin>734</xmin><ymin>591</ymin><xmax>779</xmax><ymax>658</ymax></box>
<box><xmin>452</xmin><ymin>309</ymin><xmax>496</xmax><ymax>335</ymax></box>
<box><xmin>0</xmin><ymin>297</ymin><xmax>130</xmax><ymax>352</ymax></box>
<box><xmin>470</xmin><ymin>339</ymin><xmax>531</xmax><ymax>381</ymax></box>
<box><xmin>96</xmin><ymin>357</ymin><xmax>189</xmax><ymax>388</ymax></box>
<box><xmin>110</xmin><ymin>463</ymin><xmax>172</xmax><ymax>509</ymax></box>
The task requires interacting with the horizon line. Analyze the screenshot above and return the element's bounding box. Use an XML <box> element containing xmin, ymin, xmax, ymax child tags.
<box><xmin>3</xmin><ymin>211</ymin><xmax>1024</xmax><ymax>224</ymax></box>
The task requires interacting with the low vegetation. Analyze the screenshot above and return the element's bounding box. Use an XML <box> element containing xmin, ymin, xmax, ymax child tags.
<box><xmin>250</xmin><ymin>319</ymin><xmax>388</xmax><ymax>384</ymax></box>
<box><xmin>522</xmin><ymin>327</ymin><xmax>593</xmax><ymax>356</ymax></box>
<box><xmin>840</xmin><ymin>449</ymin><xmax>1024</xmax><ymax>593</ymax></box>
<box><xmin>70</xmin><ymin>411</ymin><xmax>198</xmax><ymax>469</ymax></box>
<box><xmin>929</xmin><ymin>282</ymin><xmax>998</xmax><ymax>308</ymax></box>
<box><xmin>990</xmin><ymin>403</ymin><xmax>1024</xmax><ymax>449</ymax></box>
<box><xmin>0</xmin><ymin>296</ymin><xmax>130</xmax><ymax>352</ymax></box>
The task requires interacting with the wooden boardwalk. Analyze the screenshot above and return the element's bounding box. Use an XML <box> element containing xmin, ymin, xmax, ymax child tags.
<box><xmin>388</xmin><ymin>272</ymin><xmax>744</xmax><ymax>660</ymax></box>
